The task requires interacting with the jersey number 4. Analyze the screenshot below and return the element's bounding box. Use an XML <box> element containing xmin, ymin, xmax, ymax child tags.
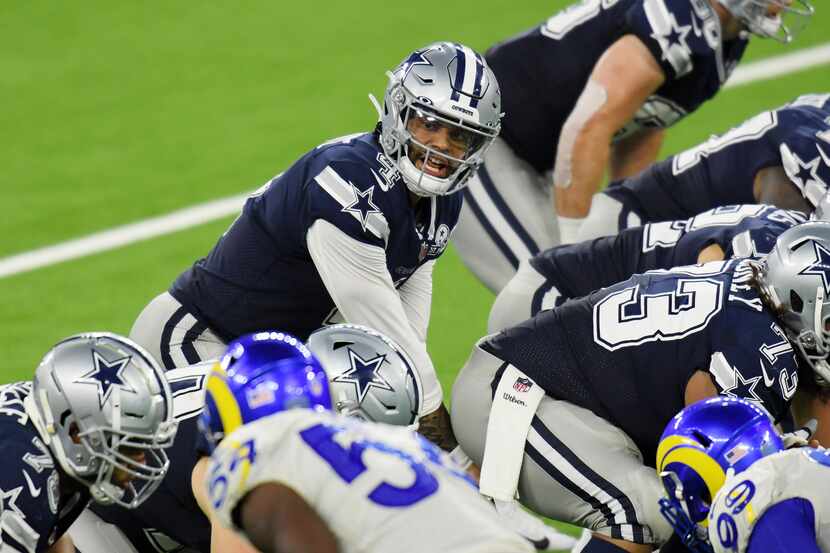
<box><xmin>593</xmin><ymin>276</ymin><xmax>724</xmax><ymax>351</ymax></box>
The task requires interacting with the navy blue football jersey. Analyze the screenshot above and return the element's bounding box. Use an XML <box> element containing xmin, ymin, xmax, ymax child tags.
<box><xmin>487</xmin><ymin>0</ymin><xmax>748</xmax><ymax>173</ymax></box>
<box><xmin>483</xmin><ymin>259</ymin><xmax>799</xmax><ymax>464</ymax></box>
<box><xmin>529</xmin><ymin>204</ymin><xmax>806</xmax><ymax>310</ymax></box>
<box><xmin>91</xmin><ymin>366</ymin><xmax>211</xmax><ymax>553</ymax></box>
<box><xmin>0</xmin><ymin>382</ymin><xmax>89</xmax><ymax>553</ymax></box>
<box><xmin>170</xmin><ymin>132</ymin><xmax>461</xmax><ymax>342</ymax></box>
<box><xmin>605</xmin><ymin>94</ymin><xmax>830</xmax><ymax>224</ymax></box>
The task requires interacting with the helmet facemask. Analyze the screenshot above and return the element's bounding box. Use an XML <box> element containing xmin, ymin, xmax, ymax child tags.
<box><xmin>371</xmin><ymin>42</ymin><xmax>503</xmax><ymax>197</ymax></box>
<box><xmin>378</xmin><ymin>79</ymin><xmax>498</xmax><ymax>196</ymax></box>
<box><xmin>721</xmin><ymin>0</ymin><xmax>814</xmax><ymax>42</ymax></box>
<box><xmin>73</xmin><ymin>418</ymin><xmax>176</xmax><ymax>507</ymax></box>
<box><xmin>785</xmin><ymin>286</ymin><xmax>830</xmax><ymax>386</ymax></box>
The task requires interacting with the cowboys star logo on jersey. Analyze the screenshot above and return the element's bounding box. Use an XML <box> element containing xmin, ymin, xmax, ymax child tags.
<box><xmin>332</xmin><ymin>348</ymin><xmax>394</xmax><ymax>403</ymax></box>
<box><xmin>73</xmin><ymin>351</ymin><xmax>137</xmax><ymax>407</ymax></box>
<box><xmin>342</xmin><ymin>184</ymin><xmax>382</xmax><ymax>234</ymax></box>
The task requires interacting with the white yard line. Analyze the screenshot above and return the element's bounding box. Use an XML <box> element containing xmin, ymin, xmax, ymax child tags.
<box><xmin>725</xmin><ymin>43</ymin><xmax>830</xmax><ymax>88</ymax></box>
<box><xmin>0</xmin><ymin>195</ymin><xmax>247</xmax><ymax>278</ymax></box>
<box><xmin>2</xmin><ymin>43</ymin><xmax>830</xmax><ymax>280</ymax></box>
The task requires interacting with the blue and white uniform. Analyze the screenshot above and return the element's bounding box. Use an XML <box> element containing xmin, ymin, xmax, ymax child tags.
<box><xmin>70</xmin><ymin>365</ymin><xmax>211</xmax><ymax>553</ymax></box>
<box><xmin>207</xmin><ymin>409</ymin><xmax>533</xmax><ymax>553</ymax></box>
<box><xmin>452</xmin><ymin>259</ymin><xmax>800</xmax><ymax>545</ymax></box>
<box><xmin>130</xmin><ymin>132</ymin><xmax>458</xmax><ymax>413</ymax></box>
<box><xmin>0</xmin><ymin>382</ymin><xmax>89</xmax><ymax>553</ymax></box>
<box><xmin>709</xmin><ymin>447</ymin><xmax>830</xmax><ymax>553</ymax></box>
<box><xmin>580</xmin><ymin>93</ymin><xmax>830</xmax><ymax>240</ymax></box>
<box><xmin>488</xmin><ymin>205</ymin><xmax>806</xmax><ymax>332</ymax></box>
<box><xmin>453</xmin><ymin>0</ymin><xmax>750</xmax><ymax>293</ymax></box>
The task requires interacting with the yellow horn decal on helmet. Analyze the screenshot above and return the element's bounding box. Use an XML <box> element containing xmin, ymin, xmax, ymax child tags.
<box><xmin>656</xmin><ymin>435</ymin><xmax>703</xmax><ymax>470</ymax></box>
<box><xmin>660</xmin><ymin>447</ymin><xmax>726</xmax><ymax>509</ymax></box>
<box><xmin>206</xmin><ymin>365</ymin><xmax>243</xmax><ymax>437</ymax></box>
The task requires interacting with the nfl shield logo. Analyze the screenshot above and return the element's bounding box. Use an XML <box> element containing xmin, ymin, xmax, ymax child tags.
<box><xmin>513</xmin><ymin>377</ymin><xmax>532</xmax><ymax>393</ymax></box>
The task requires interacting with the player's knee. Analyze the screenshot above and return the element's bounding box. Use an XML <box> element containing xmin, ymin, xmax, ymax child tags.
<box><xmin>577</xmin><ymin>193</ymin><xmax>625</xmax><ymax>241</ymax></box>
<box><xmin>487</xmin><ymin>261</ymin><xmax>541</xmax><ymax>333</ymax></box>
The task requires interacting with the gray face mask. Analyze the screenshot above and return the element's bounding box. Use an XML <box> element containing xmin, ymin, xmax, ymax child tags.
<box><xmin>307</xmin><ymin>324</ymin><xmax>422</xmax><ymax>428</ymax></box>
<box><xmin>719</xmin><ymin>0</ymin><xmax>814</xmax><ymax>42</ymax></box>
<box><xmin>370</xmin><ymin>41</ymin><xmax>503</xmax><ymax>197</ymax></box>
<box><xmin>27</xmin><ymin>332</ymin><xmax>178</xmax><ymax>508</ymax></box>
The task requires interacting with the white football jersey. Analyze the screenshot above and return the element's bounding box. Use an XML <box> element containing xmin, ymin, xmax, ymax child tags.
<box><xmin>206</xmin><ymin>409</ymin><xmax>533</xmax><ymax>553</ymax></box>
<box><xmin>708</xmin><ymin>448</ymin><xmax>830</xmax><ymax>553</ymax></box>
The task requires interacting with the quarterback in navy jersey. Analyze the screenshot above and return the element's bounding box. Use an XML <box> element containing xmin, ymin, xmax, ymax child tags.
<box><xmin>579</xmin><ymin>93</ymin><xmax>830</xmax><ymax>241</ymax></box>
<box><xmin>452</xmin><ymin>0</ymin><xmax>814</xmax><ymax>293</ymax></box>
<box><xmin>451</xmin><ymin>222</ymin><xmax>830</xmax><ymax>553</ymax></box>
<box><xmin>488</xmin><ymin>204</ymin><xmax>807</xmax><ymax>332</ymax></box>
<box><xmin>0</xmin><ymin>334</ymin><xmax>176</xmax><ymax>553</ymax></box>
<box><xmin>128</xmin><ymin>42</ymin><xmax>503</xmax><ymax>450</ymax></box>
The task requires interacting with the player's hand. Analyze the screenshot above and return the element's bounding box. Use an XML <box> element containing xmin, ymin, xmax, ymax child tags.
<box><xmin>782</xmin><ymin>419</ymin><xmax>819</xmax><ymax>448</ymax></box>
<box><xmin>491</xmin><ymin>498</ymin><xmax>576</xmax><ymax>551</ymax></box>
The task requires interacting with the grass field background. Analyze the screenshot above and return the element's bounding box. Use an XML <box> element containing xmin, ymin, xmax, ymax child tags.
<box><xmin>2</xmin><ymin>1</ymin><xmax>829</xmax><ymax>377</ymax></box>
<box><xmin>1</xmin><ymin>1</ymin><xmax>829</xmax><ymax>546</ymax></box>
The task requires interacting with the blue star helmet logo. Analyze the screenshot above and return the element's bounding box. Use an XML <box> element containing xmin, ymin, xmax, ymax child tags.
<box><xmin>399</xmin><ymin>48</ymin><xmax>434</xmax><ymax>81</ymax></box>
<box><xmin>74</xmin><ymin>351</ymin><xmax>137</xmax><ymax>407</ymax></box>
<box><xmin>342</xmin><ymin>184</ymin><xmax>381</xmax><ymax>234</ymax></box>
<box><xmin>332</xmin><ymin>348</ymin><xmax>394</xmax><ymax>404</ymax></box>
<box><xmin>799</xmin><ymin>239</ymin><xmax>830</xmax><ymax>296</ymax></box>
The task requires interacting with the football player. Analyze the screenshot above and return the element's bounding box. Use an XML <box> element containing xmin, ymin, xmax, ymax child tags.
<box><xmin>489</xmin><ymin>203</ymin><xmax>808</xmax><ymax>333</ymax></box>
<box><xmin>578</xmin><ymin>93</ymin><xmax>830</xmax><ymax>242</ymax></box>
<box><xmin>199</xmin><ymin>332</ymin><xmax>536</xmax><ymax>553</ymax></box>
<box><xmin>0</xmin><ymin>333</ymin><xmax>177</xmax><ymax>553</ymax></box>
<box><xmin>128</xmin><ymin>42</ymin><xmax>502</xmax><ymax>452</ymax></box>
<box><xmin>452</xmin><ymin>0</ymin><xmax>814</xmax><ymax>293</ymax></box>
<box><xmin>450</xmin><ymin>220</ymin><xmax>830</xmax><ymax>553</ymax></box>
<box><xmin>68</xmin><ymin>326</ymin><xmax>436</xmax><ymax>553</ymax></box>
<box><xmin>657</xmin><ymin>396</ymin><xmax>829</xmax><ymax>553</ymax></box>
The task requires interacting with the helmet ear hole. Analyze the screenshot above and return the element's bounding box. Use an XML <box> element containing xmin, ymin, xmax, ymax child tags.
<box><xmin>791</xmin><ymin>290</ymin><xmax>804</xmax><ymax>313</ymax></box>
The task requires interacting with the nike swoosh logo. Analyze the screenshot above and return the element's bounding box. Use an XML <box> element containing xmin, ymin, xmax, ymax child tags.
<box><xmin>22</xmin><ymin>470</ymin><xmax>41</xmax><ymax>498</ymax></box>
<box><xmin>759</xmin><ymin>359</ymin><xmax>776</xmax><ymax>388</ymax></box>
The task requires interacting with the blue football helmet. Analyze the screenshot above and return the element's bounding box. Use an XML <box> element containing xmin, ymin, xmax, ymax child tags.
<box><xmin>199</xmin><ymin>331</ymin><xmax>332</xmax><ymax>452</ymax></box>
<box><xmin>656</xmin><ymin>397</ymin><xmax>784</xmax><ymax>553</ymax></box>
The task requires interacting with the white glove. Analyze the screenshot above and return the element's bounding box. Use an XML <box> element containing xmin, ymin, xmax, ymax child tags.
<box><xmin>492</xmin><ymin>498</ymin><xmax>577</xmax><ymax>551</ymax></box>
<box><xmin>781</xmin><ymin>419</ymin><xmax>818</xmax><ymax>448</ymax></box>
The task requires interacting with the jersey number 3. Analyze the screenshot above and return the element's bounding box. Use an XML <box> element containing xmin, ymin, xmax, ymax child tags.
<box><xmin>593</xmin><ymin>278</ymin><xmax>723</xmax><ymax>351</ymax></box>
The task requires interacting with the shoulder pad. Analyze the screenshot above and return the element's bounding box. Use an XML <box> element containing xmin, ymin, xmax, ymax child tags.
<box><xmin>309</xmin><ymin>160</ymin><xmax>392</xmax><ymax>244</ymax></box>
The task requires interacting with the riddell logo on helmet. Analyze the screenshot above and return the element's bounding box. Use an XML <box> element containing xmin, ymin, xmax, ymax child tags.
<box><xmin>451</xmin><ymin>104</ymin><xmax>474</xmax><ymax>116</ymax></box>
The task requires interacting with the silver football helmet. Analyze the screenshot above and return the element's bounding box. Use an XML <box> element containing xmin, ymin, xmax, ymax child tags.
<box><xmin>307</xmin><ymin>324</ymin><xmax>422</xmax><ymax>428</ymax></box>
<box><xmin>758</xmin><ymin>222</ymin><xmax>830</xmax><ymax>385</ymax></box>
<box><xmin>24</xmin><ymin>333</ymin><xmax>178</xmax><ymax>508</ymax></box>
<box><xmin>719</xmin><ymin>0</ymin><xmax>813</xmax><ymax>42</ymax></box>
<box><xmin>371</xmin><ymin>42</ymin><xmax>502</xmax><ymax>197</ymax></box>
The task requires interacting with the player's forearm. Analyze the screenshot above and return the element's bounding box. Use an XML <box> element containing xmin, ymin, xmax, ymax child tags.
<box><xmin>418</xmin><ymin>403</ymin><xmax>458</xmax><ymax>452</ymax></box>
<box><xmin>555</xmin><ymin>120</ymin><xmax>614</xmax><ymax>218</ymax></box>
<box><xmin>609</xmin><ymin>127</ymin><xmax>665</xmax><ymax>180</ymax></box>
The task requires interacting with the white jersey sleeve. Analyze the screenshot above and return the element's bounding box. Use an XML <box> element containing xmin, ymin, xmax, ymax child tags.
<box><xmin>708</xmin><ymin>448</ymin><xmax>830</xmax><ymax>553</ymax></box>
<box><xmin>206</xmin><ymin>410</ymin><xmax>533</xmax><ymax>553</ymax></box>
<box><xmin>307</xmin><ymin>218</ymin><xmax>443</xmax><ymax>414</ymax></box>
